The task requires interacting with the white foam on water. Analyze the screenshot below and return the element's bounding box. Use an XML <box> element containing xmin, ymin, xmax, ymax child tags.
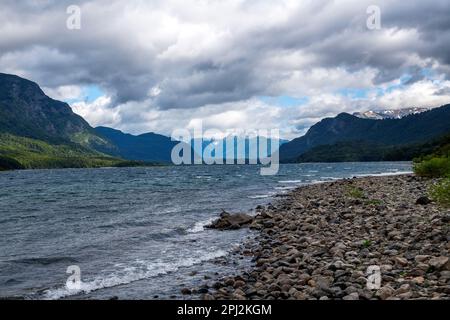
<box><xmin>353</xmin><ymin>171</ymin><xmax>413</xmax><ymax>178</ymax></box>
<box><xmin>274</xmin><ymin>186</ymin><xmax>297</xmax><ymax>190</ymax></box>
<box><xmin>195</xmin><ymin>175</ymin><xmax>212</xmax><ymax>180</ymax></box>
<box><xmin>187</xmin><ymin>217</ymin><xmax>217</xmax><ymax>233</ymax></box>
<box><xmin>310</xmin><ymin>179</ymin><xmax>328</xmax><ymax>184</ymax></box>
<box><xmin>247</xmin><ymin>193</ymin><xmax>273</xmax><ymax>199</ymax></box>
<box><xmin>278</xmin><ymin>180</ymin><xmax>303</xmax><ymax>184</ymax></box>
<box><xmin>42</xmin><ymin>249</ymin><xmax>227</xmax><ymax>300</ymax></box>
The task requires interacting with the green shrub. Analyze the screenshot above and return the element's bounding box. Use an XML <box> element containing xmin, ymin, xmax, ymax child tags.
<box><xmin>430</xmin><ymin>178</ymin><xmax>450</xmax><ymax>207</ymax></box>
<box><xmin>414</xmin><ymin>157</ymin><xmax>450</xmax><ymax>178</ymax></box>
<box><xmin>346</xmin><ymin>186</ymin><xmax>365</xmax><ymax>199</ymax></box>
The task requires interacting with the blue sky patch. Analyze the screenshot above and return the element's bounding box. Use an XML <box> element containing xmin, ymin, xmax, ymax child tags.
<box><xmin>258</xmin><ymin>95</ymin><xmax>309</xmax><ymax>107</ymax></box>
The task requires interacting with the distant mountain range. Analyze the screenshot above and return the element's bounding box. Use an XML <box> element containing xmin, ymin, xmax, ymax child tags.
<box><xmin>353</xmin><ymin>107</ymin><xmax>430</xmax><ymax>120</ymax></box>
<box><xmin>95</xmin><ymin>126</ymin><xmax>179</xmax><ymax>163</ymax></box>
<box><xmin>1</xmin><ymin>72</ymin><xmax>450</xmax><ymax>169</ymax></box>
<box><xmin>191</xmin><ymin>137</ymin><xmax>288</xmax><ymax>162</ymax></box>
<box><xmin>0</xmin><ymin>73</ymin><xmax>284</xmax><ymax>169</ymax></box>
<box><xmin>280</xmin><ymin>105</ymin><xmax>450</xmax><ymax>162</ymax></box>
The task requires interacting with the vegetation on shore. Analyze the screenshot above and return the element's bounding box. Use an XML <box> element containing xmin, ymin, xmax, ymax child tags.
<box><xmin>414</xmin><ymin>157</ymin><xmax>450</xmax><ymax>178</ymax></box>
<box><xmin>206</xmin><ymin>175</ymin><xmax>449</xmax><ymax>300</ymax></box>
<box><xmin>413</xmin><ymin>135</ymin><xmax>450</xmax><ymax>207</ymax></box>
<box><xmin>0</xmin><ymin>134</ymin><xmax>159</xmax><ymax>171</ymax></box>
<box><xmin>429</xmin><ymin>179</ymin><xmax>450</xmax><ymax>207</ymax></box>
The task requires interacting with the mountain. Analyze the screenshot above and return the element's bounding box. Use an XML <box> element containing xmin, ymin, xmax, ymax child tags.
<box><xmin>191</xmin><ymin>136</ymin><xmax>288</xmax><ymax>162</ymax></box>
<box><xmin>280</xmin><ymin>104</ymin><xmax>450</xmax><ymax>162</ymax></box>
<box><xmin>0</xmin><ymin>73</ymin><xmax>116</xmax><ymax>153</ymax></box>
<box><xmin>353</xmin><ymin>107</ymin><xmax>429</xmax><ymax>120</ymax></box>
<box><xmin>0</xmin><ymin>133</ymin><xmax>128</xmax><ymax>170</ymax></box>
<box><xmin>0</xmin><ymin>73</ymin><xmax>163</xmax><ymax>169</ymax></box>
<box><xmin>296</xmin><ymin>135</ymin><xmax>450</xmax><ymax>163</ymax></box>
<box><xmin>3</xmin><ymin>72</ymin><xmax>449</xmax><ymax>168</ymax></box>
<box><xmin>95</xmin><ymin>126</ymin><xmax>179</xmax><ymax>163</ymax></box>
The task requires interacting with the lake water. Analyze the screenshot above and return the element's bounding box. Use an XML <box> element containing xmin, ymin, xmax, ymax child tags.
<box><xmin>0</xmin><ymin>162</ymin><xmax>412</xmax><ymax>299</ymax></box>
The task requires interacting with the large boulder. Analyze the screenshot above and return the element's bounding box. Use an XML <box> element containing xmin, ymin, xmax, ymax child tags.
<box><xmin>206</xmin><ymin>210</ymin><xmax>254</xmax><ymax>230</ymax></box>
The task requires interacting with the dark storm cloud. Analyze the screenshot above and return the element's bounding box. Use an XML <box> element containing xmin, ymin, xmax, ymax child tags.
<box><xmin>0</xmin><ymin>0</ymin><xmax>449</xmax><ymax>110</ymax></box>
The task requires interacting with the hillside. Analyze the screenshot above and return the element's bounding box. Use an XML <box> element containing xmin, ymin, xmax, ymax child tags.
<box><xmin>95</xmin><ymin>126</ymin><xmax>179</xmax><ymax>163</ymax></box>
<box><xmin>0</xmin><ymin>73</ymin><xmax>165</xmax><ymax>170</ymax></box>
<box><xmin>0</xmin><ymin>133</ymin><xmax>131</xmax><ymax>170</ymax></box>
<box><xmin>296</xmin><ymin>134</ymin><xmax>450</xmax><ymax>162</ymax></box>
<box><xmin>280</xmin><ymin>104</ymin><xmax>450</xmax><ymax>162</ymax></box>
<box><xmin>2</xmin><ymin>72</ymin><xmax>450</xmax><ymax>168</ymax></box>
<box><xmin>0</xmin><ymin>73</ymin><xmax>116</xmax><ymax>154</ymax></box>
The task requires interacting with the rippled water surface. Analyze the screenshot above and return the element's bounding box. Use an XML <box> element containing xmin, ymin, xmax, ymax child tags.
<box><xmin>0</xmin><ymin>162</ymin><xmax>412</xmax><ymax>299</ymax></box>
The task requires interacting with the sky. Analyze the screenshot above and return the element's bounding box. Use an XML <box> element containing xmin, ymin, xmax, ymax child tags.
<box><xmin>1</xmin><ymin>0</ymin><xmax>450</xmax><ymax>139</ymax></box>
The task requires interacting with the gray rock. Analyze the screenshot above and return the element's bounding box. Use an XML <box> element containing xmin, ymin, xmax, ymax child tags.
<box><xmin>206</xmin><ymin>210</ymin><xmax>254</xmax><ymax>230</ymax></box>
<box><xmin>429</xmin><ymin>256</ymin><xmax>449</xmax><ymax>270</ymax></box>
<box><xmin>415</xmin><ymin>196</ymin><xmax>431</xmax><ymax>205</ymax></box>
<box><xmin>377</xmin><ymin>286</ymin><xmax>395</xmax><ymax>300</ymax></box>
<box><xmin>343</xmin><ymin>292</ymin><xmax>359</xmax><ymax>300</ymax></box>
<box><xmin>181</xmin><ymin>288</ymin><xmax>192</xmax><ymax>295</ymax></box>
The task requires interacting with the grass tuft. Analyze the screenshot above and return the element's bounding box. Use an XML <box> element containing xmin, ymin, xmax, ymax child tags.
<box><xmin>346</xmin><ymin>186</ymin><xmax>365</xmax><ymax>199</ymax></box>
<box><xmin>429</xmin><ymin>178</ymin><xmax>450</xmax><ymax>207</ymax></box>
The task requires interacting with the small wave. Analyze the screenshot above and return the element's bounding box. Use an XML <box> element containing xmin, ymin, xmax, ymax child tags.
<box><xmin>247</xmin><ymin>194</ymin><xmax>272</xmax><ymax>199</ymax></box>
<box><xmin>278</xmin><ymin>180</ymin><xmax>303</xmax><ymax>184</ymax></box>
<box><xmin>353</xmin><ymin>171</ymin><xmax>412</xmax><ymax>178</ymax></box>
<box><xmin>274</xmin><ymin>186</ymin><xmax>297</xmax><ymax>190</ymax></box>
<box><xmin>9</xmin><ymin>256</ymin><xmax>78</xmax><ymax>266</ymax></box>
<box><xmin>42</xmin><ymin>250</ymin><xmax>227</xmax><ymax>300</ymax></box>
<box><xmin>3</xmin><ymin>278</ymin><xmax>22</xmax><ymax>285</ymax></box>
<box><xmin>150</xmin><ymin>227</ymin><xmax>188</xmax><ymax>239</ymax></box>
<box><xmin>97</xmin><ymin>220</ymin><xmax>156</xmax><ymax>229</ymax></box>
<box><xmin>187</xmin><ymin>217</ymin><xmax>216</xmax><ymax>233</ymax></box>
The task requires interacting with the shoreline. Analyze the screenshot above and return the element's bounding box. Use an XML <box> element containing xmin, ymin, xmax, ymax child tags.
<box><xmin>201</xmin><ymin>174</ymin><xmax>449</xmax><ymax>300</ymax></box>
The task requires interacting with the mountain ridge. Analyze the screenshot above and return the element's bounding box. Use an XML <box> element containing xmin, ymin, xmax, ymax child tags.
<box><xmin>353</xmin><ymin>107</ymin><xmax>430</xmax><ymax>120</ymax></box>
<box><xmin>2</xmin><ymin>72</ymin><xmax>450</xmax><ymax>169</ymax></box>
<box><xmin>280</xmin><ymin>104</ymin><xmax>450</xmax><ymax>162</ymax></box>
<box><xmin>0</xmin><ymin>73</ymin><xmax>172</xmax><ymax>168</ymax></box>
<box><xmin>94</xmin><ymin>126</ymin><xmax>179</xmax><ymax>163</ymax></box>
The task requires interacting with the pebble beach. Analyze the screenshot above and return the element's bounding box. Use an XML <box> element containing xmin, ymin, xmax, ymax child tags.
<box><xmin>202</xmin><ymin>174</ymin><xmax>450</xmax><ymax>300</ymax></box>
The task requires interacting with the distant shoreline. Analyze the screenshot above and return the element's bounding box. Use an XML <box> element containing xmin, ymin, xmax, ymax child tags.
<box><xmin>202</xmin><ymin>174</ymin><xmax>449</xmax><ymax>300</ymax></box>
<box><xmin>0</xmin><ymin>161</ymin><xmax>412</xmax><ymax>173</ymax></box>
<box><xmin>0</xmin><ymin>161</ymin><xmax>168</xmax><ymax>172</ymax></box>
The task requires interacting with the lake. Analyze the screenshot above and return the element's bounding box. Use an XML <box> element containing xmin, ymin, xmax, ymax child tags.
<box><xmin>0</xmin><ymin>162</ymin><xmax>412</xmax><ymax>299</ymax></box>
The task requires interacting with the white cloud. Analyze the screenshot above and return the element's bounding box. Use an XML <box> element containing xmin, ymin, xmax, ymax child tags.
<box><xmin>43</xmin><ymin>85</ymin><xmax>83</xmax><ymax>101</ymax></box>
<box><xmin>377</xmin><ymin>79</ymin><xmax>450</xmax><ymax>109</ymax></box>
<box><xmin>72</xmin><ymin>96</ymin><xmax>118</xmax><ymax>127</ymax></box>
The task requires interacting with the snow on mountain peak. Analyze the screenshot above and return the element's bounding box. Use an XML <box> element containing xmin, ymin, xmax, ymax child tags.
<box><xmin>353</xmin><ymin>107</ymin><xmax>430</xmax><ymax>120</ymax></box>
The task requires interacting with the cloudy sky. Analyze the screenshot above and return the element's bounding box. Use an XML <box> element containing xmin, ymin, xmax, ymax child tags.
<box><xmin>1</xmin><ymin>0</ymin><xmax>450</xmax><ymax>139</ymax></box>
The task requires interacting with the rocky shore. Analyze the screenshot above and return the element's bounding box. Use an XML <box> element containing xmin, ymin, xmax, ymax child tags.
<box><xmin>200</xmin><ymin>174</ymin><xmax>450</xmax><ymax>300</ymax></box>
